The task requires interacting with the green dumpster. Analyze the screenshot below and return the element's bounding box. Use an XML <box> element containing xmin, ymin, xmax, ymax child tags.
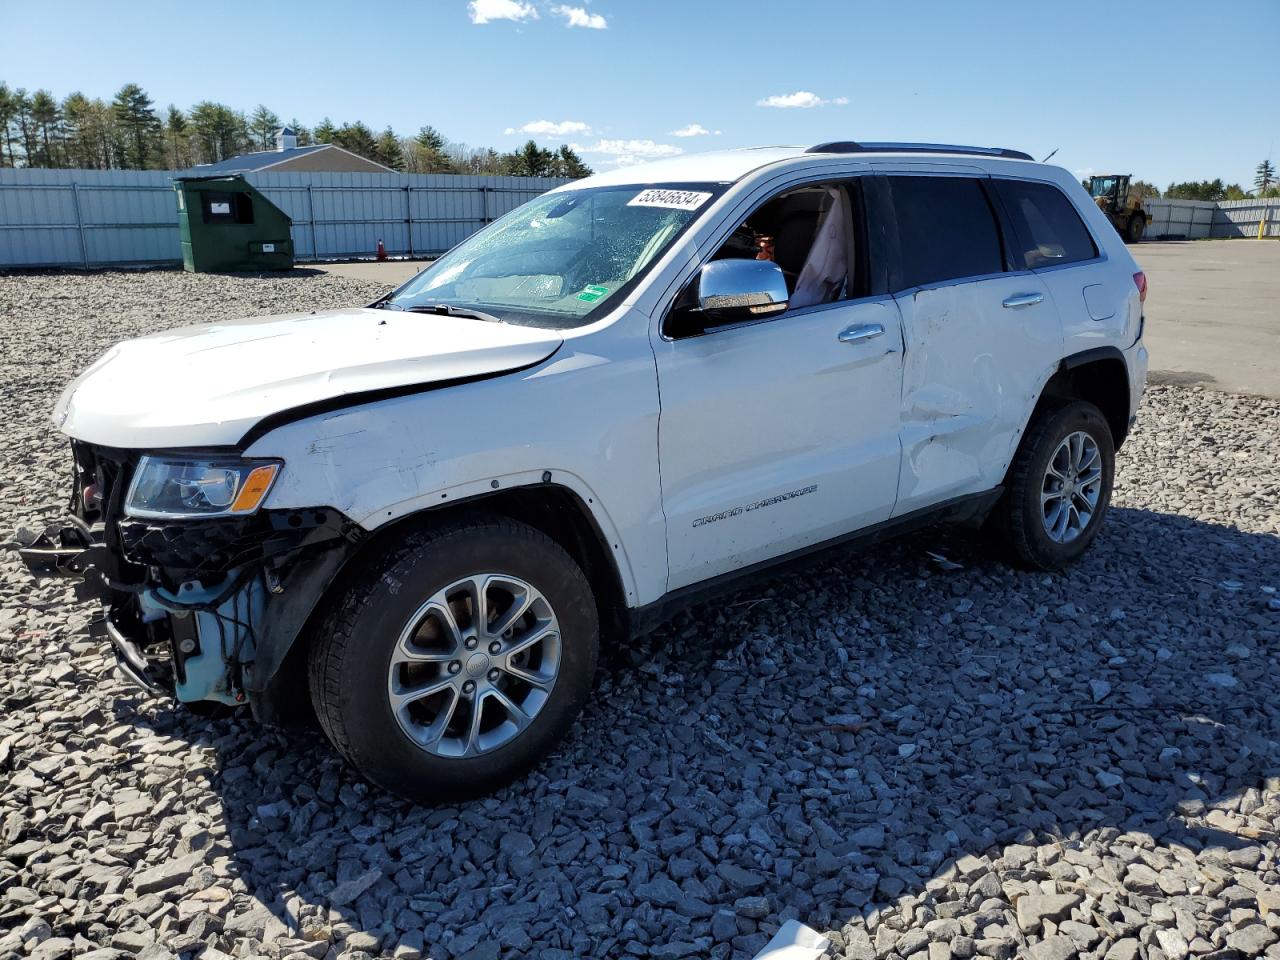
<box><xmin>175</xmin><ymin>175</ymin><xmax>294</xmax><ymax>272</ymax></box>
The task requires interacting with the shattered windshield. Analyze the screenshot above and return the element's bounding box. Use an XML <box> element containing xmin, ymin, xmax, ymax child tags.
<box><xmin>384</xmin><ymin>184</ymin><xmax>723</xmax><ymax>329</ymax></box>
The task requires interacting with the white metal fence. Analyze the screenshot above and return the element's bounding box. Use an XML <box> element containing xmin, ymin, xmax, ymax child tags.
<box><xmin>1214</xmin><ymin>198</ymin><xmax>1280</xmax><ymax>238</ymax></box>
<box><xmin>0</xmin><ymin>168</ymin><xmax>571</xmax><ymax>268</ymax></box>
<box><xmin>1144</xmin><ymin>197</ymin><xmax>1280</xmax><ymax>239</ymax></box>
<box><xmin>3</xmin><ymin>170</ymin><xmax>1278</xmax><ymax>268</ymax></box>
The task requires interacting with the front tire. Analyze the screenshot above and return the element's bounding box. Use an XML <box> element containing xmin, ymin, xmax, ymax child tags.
<box><xmin>993</xmin><ymin>400</ymin><xmax>1115</xmax><ymax>571</ymax></box>
<box><xmin>308</xmin><ymin>515</ymin><xmax>599</xmax><ymax>802</ymax></box>
<box><xmin>1125</xmin><ymin>213</ymin><xmax>1145</xmax><ymax>243</ymax></box>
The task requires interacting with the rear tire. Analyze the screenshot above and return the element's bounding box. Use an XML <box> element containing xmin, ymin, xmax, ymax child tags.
<box><xmin>992</xmin><ymin>400</ymin><xmax>1115</xmax><ymax>571</ymax></box>
<box><xmin>1125</xmin><ymin>214</ymin><xmax>1145</xmax><ymax>243</ymax></box>
<box><xmin>308</xmin><ymin>514</ymin><xmax>599</xmax><ymax>802</ymax></box>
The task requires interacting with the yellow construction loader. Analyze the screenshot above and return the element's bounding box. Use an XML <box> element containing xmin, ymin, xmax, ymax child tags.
<box><xmin>1087</xmin><ymin>174</ymin><xmax>1151</xmax><ymax>243</ymax></box>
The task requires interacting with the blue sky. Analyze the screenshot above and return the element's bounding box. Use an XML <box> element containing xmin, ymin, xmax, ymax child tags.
<box><xmin>5</xmin><ymin>0</ymin><xmax>1277</xmax><ymax>189</ymax></box>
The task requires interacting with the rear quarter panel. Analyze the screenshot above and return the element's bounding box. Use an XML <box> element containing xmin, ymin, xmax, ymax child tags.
<box><xmin>978</xmin><ymin>161</ymin><xmax>1145</xmax><ymax>421</ymax></box>
<box><xmin>1027</xmin><ymin>166</ymin><xmax>1144</xmax><ymax>356</ymax></box>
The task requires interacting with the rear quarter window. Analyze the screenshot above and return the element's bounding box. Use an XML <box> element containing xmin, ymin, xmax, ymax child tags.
<box><xmin>993</xmin><ymin>179</ymin><xmax>1099</xmax><ymax>269</ymax></box>
<box><xmin>887</xmin><ymin>176</ymin><xmax>1004</xmax><ymax>290</ymax></box>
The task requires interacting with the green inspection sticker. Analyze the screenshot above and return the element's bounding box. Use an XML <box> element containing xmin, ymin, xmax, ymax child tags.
<box><xmin>576</xmin><ymin>284</ymin><xmax>609</xmax><ymax>303</ymax></box>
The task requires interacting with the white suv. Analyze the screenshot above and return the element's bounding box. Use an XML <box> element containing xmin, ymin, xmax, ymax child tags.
<box><xmin>20</xmin><ymin>142</ymin><xmax>1149</xmax><ymax>800</ymax></box>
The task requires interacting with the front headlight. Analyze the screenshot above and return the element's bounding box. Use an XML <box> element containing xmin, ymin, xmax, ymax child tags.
<box><xmin>125</xmin><ymin>455</ymin><xmax>282</xmax><ymax>520</ymax></box>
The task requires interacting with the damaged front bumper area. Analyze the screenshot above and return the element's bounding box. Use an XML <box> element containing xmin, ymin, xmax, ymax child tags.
<box><xmin>15</xmin><ymin>442</ymin><xmax>363</xmax><ymax>717</ymax></box>
<box><xmin>16</xmin><ymin>517</ymin><xmax>173</xmax><ymax>693</ymax></box>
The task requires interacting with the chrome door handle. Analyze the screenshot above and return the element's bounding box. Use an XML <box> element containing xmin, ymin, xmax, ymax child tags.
<box><xmin>1002</xmin><ymin>292</ymin><xmax>1044</xmax><ymax>309</ymax></box>
<box><xmin>838</xmin><ymin>322</ymin><xmax>885</xmax><ymax>344</ymax></box>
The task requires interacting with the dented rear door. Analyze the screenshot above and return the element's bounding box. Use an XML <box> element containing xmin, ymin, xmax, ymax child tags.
<box><xmin>878</xmin><ymin>173</ymin><xmax>1063</xmax><ymax>516</ymax></box>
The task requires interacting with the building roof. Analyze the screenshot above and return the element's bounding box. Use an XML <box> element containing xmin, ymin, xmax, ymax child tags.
<box><xmin>186</xmin><ymin>145</ymin><xmax>329</xmax><ymax>175</ymax></box>
<box><xmin>183</xmin><ymin>143</ymin><xmax>394</xmax><ymax>176</ymax></box>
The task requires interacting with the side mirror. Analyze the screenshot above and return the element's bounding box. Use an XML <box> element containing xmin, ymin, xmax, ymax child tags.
<box><xmin>669</xmin><ymin>259</ymin><xmax>789</xmax><ymax>337</ymax></box>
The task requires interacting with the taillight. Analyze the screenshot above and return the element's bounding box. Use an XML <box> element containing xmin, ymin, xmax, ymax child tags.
<box><xmin>1133</xmin><ymin>271</ymin><xmax>1147</xmax><ymax>303</ymax></box>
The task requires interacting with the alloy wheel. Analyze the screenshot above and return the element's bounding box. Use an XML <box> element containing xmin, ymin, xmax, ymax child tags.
<box><xmin>386</xmin><ymin>574</ymin><xmax>561</xmax><ymax>757</ymax></box>
<box><xmin>1040</xmin><ymin>430</ymin><xmax>1103</xmax><ymax>544</ymax></box>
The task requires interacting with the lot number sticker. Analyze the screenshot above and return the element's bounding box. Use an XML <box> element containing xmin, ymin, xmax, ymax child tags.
<box><xmin>627</xmin><ymin>189</ymin><xmax>713</xmax><ymax>211</ymax></box>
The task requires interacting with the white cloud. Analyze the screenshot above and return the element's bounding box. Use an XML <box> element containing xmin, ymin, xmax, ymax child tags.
<box><xmin>669</xmin><ymin>123</ymin><xmax>719</xmax><ymax>138</ymax></box>
<box><xmin>756</xmin><ymin>91</ymin><xmax>848</xmax><ymax>109</ymax></box>
<box><xmin>574</xmin><ymin>138</ymin><xmax>684</xmax><ymax>166</ymax></box>
<box><xmin>506</xmin><ymin>119</ymin><xmax>591</xmax><ymax>137</ymax></box>
<box><xmin>551</xmin><ymin>4</ymin><xmax>607</xmax><ymax>28</ymax></box>
<box><xmin>468</xmin><ymin>0</ymin><xmax>538</xmax><ymax>24</ymax></box>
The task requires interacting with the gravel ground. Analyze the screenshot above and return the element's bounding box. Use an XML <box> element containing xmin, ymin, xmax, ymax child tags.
<box><xmin>2</xmin><ymin>269</ymin><xmax>1279</xmax><ymax>960</ymax></box>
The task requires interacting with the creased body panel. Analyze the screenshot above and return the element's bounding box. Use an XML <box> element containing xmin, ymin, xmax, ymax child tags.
<box><xmin>894</xmin><ymin>276</ymin><xmax>1062</xmax><ymax>515</ymax></box>
<box><xmin>247</xmin><ymin>328</ymin><xmax>666</xmax><ymax>606</ymax></box>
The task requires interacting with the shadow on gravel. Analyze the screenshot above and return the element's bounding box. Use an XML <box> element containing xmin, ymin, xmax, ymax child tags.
<box><xmin>120</xmin><ymin>505</ymin><xmax>1280</xmax><ymax>958</ymax></box>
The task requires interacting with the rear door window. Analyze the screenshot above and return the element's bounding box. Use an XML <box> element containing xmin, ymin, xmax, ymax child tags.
<box><xmin>886</xmin><ymin>176</ymin><xmax>1004</xmax><ymax>290</ymax></box>
<box><xmin>992</xmin><ymin>179</ymin><xmax>1099</xmax><ymax>269</ymax></box>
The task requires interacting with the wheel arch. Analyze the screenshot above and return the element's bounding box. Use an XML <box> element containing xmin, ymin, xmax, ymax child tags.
<box><xmin>1036</xmin><ymin>347</ymin><xmax>1132</xmax><ymax>449</ymax></box>
<box><xmin>249</xmin><ymin>483</ymin><xmax>630</xmax><ymax>724</ymax></box>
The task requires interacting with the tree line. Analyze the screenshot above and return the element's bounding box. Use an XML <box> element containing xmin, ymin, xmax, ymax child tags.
<box><xmin>0</xmin><ymin>82</ymin><xmax>592</xmax><ymax>178</ymax></box>
<box><xmin>1120</xmin><ymin>160</ymin><xmax>1279</xmax><ymax>201</ymax></box>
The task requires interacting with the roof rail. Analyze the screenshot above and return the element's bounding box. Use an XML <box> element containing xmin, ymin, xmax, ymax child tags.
<box><xmin>806</xmin><ymin>141</ymin><xmax>1034</xmax><ymax>162</ymax></box>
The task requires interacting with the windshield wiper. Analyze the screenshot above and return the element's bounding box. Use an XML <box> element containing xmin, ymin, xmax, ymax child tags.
<box><xmin>402</xmin><ymin>303</ymin><xmax>503</xmax><ymax>323</ymax></box>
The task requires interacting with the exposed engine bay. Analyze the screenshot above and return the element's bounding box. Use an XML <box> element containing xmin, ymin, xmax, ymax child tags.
<box><xmin>16</xmin><ymin>441</ymin><xmax>363</xmax><ymax>717</ymax></box>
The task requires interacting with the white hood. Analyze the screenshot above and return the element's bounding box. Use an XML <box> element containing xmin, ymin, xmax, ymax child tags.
<box><xmin>55</xmin><ymin>307</ymin><xmax>563</xmax><ymax>449</ymax></box>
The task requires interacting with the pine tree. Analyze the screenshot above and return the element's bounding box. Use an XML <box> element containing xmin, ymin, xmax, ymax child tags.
<box><xmin>92</xmin><ymin>98</ymin><xmax>117</xmax><ymax>169</ymax></box>
<box><xmin>332</xmin><ymin>121</ymin><xmax>378</xmax><ymax>161</ymax></box>
<box><xmin>164</xmin><ymin>105</ymin><xmax>192</xmax><ymax>169</ymax></box>
<box><xmin>411</xmin><ymin>125</ymin><xmax>453</xmax><ymax>172</ymax></box>
<box><xmin>12</xmin><ymin>88</ymin><xmax>35</xmax><ymax>166</ymax></box>
<box><xmin>375</xmin><ymin>127</ymin><xmax>405</xmax><ymax>170</ymax></box>
<box><xmin>0</xmin><ymin>83</ymin><xmax>18</xmax><ymax>167</ymax></box>
<box><xmin>505</xmin><ymin>140</ymin><xmax>554</xmax><ymax>177</ymax></box>
<box><xmin>1256</xmin><ymin>159</ymin><xmax>1276</xmax><ymax>197</ymax></box>
<box><xmin>313</xmin><ymin>117</ymin><xmax>337</xmax><ymax>144</ymax></box>
<box><xmin>62</xmin><ymin>93</ymin><xmax>103</xmax><ymax>168</ymax></box>
<box><xmin>551</xmin><ymin>144</ymin><xmax>591</xmax><ymax>178</ymax></box>
<box><xmin>61</xmin><ymin>95</ymin><xmax>116</xmax><ymax>169</ymax></box>
<box><xmin>189</xmin><ymin>101</ymin><xmax>247</xmax><ymax>163</ymax></box>
<box><xmin>112</xmin><ymin>83</ymin><xmax>161</xmax><ymax>168</ymax></box>
<box><xmin>29</xmin><ymin>89</ymin><xmax>61</xmax><ymax>167</ymax></box>
<box><xmin>249</xmin><ymin>104</ymin><xmax>281</xmax><ymax>150</ymax></box>
<box><xmin>415</xmin><ymin>125</ymin><xmax>446</xmax><ymax>153</ymax></box>
<box><xmin>0</xmin><ymin>80</ymin><xmax>606</xmax><ymax>177</ymax></box>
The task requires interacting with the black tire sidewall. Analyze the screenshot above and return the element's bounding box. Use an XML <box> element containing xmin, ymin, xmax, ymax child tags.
<box><xmin>1012</xmin><ymin>402</ymin><xmax>1115</xmax><ymax>569</ymax></box>
<box><xmin>331</xmin><ymin>523</ymin><xmax>598</xmax><ymax>801</ymax></box>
